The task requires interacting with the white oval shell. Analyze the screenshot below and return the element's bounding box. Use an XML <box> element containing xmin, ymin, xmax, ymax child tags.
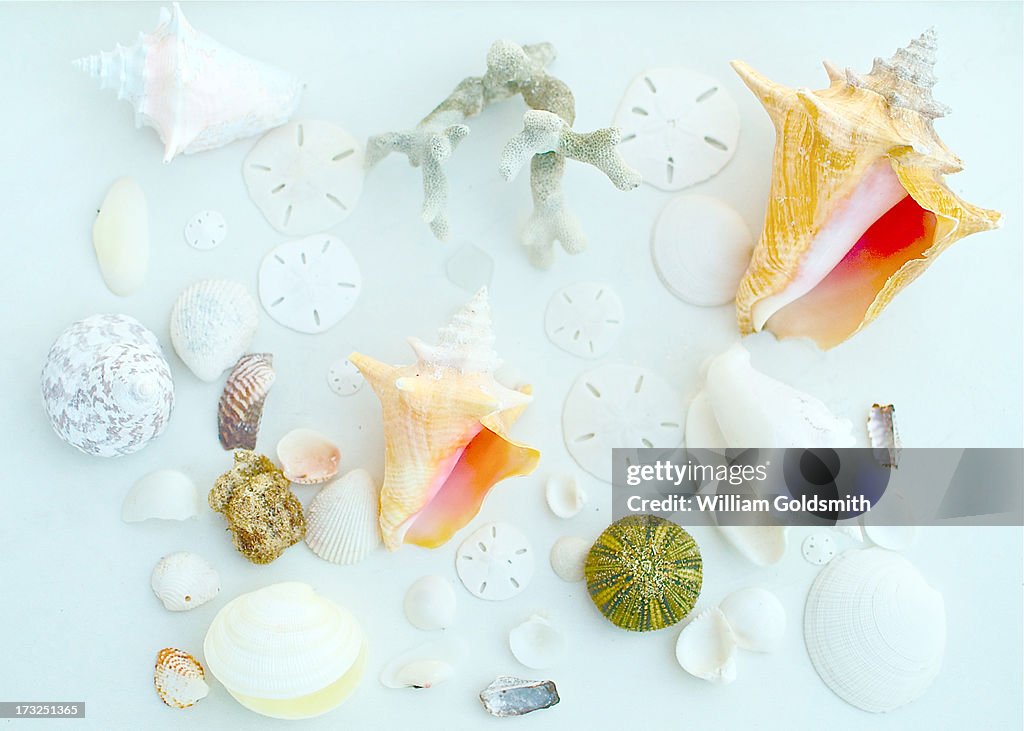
<box><xmin>455</xmin><ymin>522</ymin><xmax>533</xmax><ymax>601</ymax></box>
<box><xmin>169</xmin><ymin>280</ymin><xmax>259</xmax><ymax>382</ymax></box>
<box><xmin>244</xmin><ymin>120</ymin><xmax>364</xmax><ymax>236</ymax></box>
<box><xmin>327</xmin><ymin>357</ymin><xmax>364</xmax><ymax>396</ymax></box>
<box><xmin>151</xmin><ymin>552</ymin><xmax>220</xmax><ymax>611</ymax></box>
<box><xmin>509</xmin><ymin>615</ymin><xmax>566</xmax><ymax>669</ymax></box>
<box><xmin>305</xmin><ymin>469</ymin><xmax>381</xmax><ymax>564</ymax></box>
<box><xmin>154</xmin><ymin>648</ymin><xmax>209</xmax><ymax>709</ymax></box>
<box><xmin>562</xmin><ymin>364</ymin><xmax>684</xmax><ymax>482</ymax></box>
<box><xmin>258</xmin><ymin>235</ymin><xmax>361</xmax><ymax>334</ymax></box>
<box><xmin>403</xmin><ymin>575</ymin><xmax>457</xmax><ymax>631</ymax></box>
<box><xmin>184</xmin><ymin>210</ymin><xmax>227</xmax><ymax>250</ymax></box>
<box><xmin>719</xmin><ymin>587</ymin><xmax>785</xmax><ymax>653</ymax></box>
<box><xmin>123</xmin><ymin>470</ymin><xmax>200</xmax><ymax>523</ymax></box>
<box><xmin>675</xmin><ymin>607</ymin><xmax>738</xmax><ymax>684</ymax></box>
<box><xmin>651</xmin><ymin>195</ymin><xmax>753</xmax><ymax>306</ymax></box>
<box><xmin>545</xmin><ymin>474</ymin><xmax>587</xmax><ymax>519</ymax></box>
<box><xmin>93</xmin><ymin>177</ymin><xmax>148</xmax><ymax>296</ymax></box>
<box><xmin>549</xmin><ymin>536</ymin><xmax>589</xmax><ymax>583</ymax></box>
<box><xmin>276</xmin><ymin>428</ymin><xmax>340</xmax><ymax>484</ymax></box>
<box><xmin>614</xmin><ymin>67</ymin><xmax>740</xmax><ymax>191</ymax></box>
<box><xmin>380</xmin><ymin>639</ymin><xmax>464</xmax><ymax>689</ymax></box>
<box><xmin>717</xmin><ymin>525</ymin><xmax>787</xmax><ymax>566</ymax></box>
<box><xmin>544</xmin><ymin>282</ymin><xmax>624</xmax><ymax>359</ymax></box>
<box><xmin>41</xmin><ymin>314</ymin><xmax>174</xmax><ymax>458</ymax></box>
<box><xmin>802</xmin><ymin>533</ymin><xmax>837</xmax><ymax>565</ymax></box>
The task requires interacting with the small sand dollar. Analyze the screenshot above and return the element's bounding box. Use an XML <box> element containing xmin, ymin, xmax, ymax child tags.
<box><xmin>544</xmin><ymin>282</ymin><xmax>624</xmax><ymax>359</ymax></box>
<box><xmin>802</xmin><ymin>533</ymin><xmax>837</xmax><ymax>565</ymax></box>
<box><xmin>327</xmin><ymin>357</ymin><xmax>364</xmax><ymax>396</ymax></box>
<box><xmin>184</xmin><ymin>210</ymin><xmax>227</xmax><ymax>250</ymax></box>
<box><xmin>455</xmin><ymin>522</ymin><xmax>533</xmax><ymax>601</ymax></box>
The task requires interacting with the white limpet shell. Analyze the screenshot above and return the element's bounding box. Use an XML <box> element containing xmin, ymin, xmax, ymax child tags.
<box><xmin>549</xmin><ymin>536</ymin><xmax>589</xmax><ymax>583</ymax></box>
<box><xmin>509</xmin><ymin>615</ymin><xmax>566</xmax><ymax>670</ymax></box>
<box><xmin>151</xmin><ymin>552</ymin><xmax>220</xmax><ymax>611</ymax></box>
<box><xmin>717</xmin><ymin>525</ymin><xmax>787</xmax><ymax>566</ymax></box>
<box><xmin>154</xmin><ymin>648</ymin><xmax>209</xmax><ymax>709</ymax></box>
<box><xmin>276</xmin><ymin>428</ymin><xmax>340</xmax><ymax>484</ymax></box>
<box><xmin>244</xmin><ymin>120</ymin><xmax>364</xmax><ymax>236</ymax></box>
<box><xmin>93</xmin><ymin>177</ymin><xmax>148</xmax><ymax>296</ymax></box>
<box><xmin>562</xmin><ymin>364</ymin><xmax>684</xmax><ymax>482</ymax></box>
<box><xmin>327</xmin><ymin>357</ymin><xmax>364</xmax><ymax>396</ymax></box>
<box><xmin>545</xmin><ymin>474</ymin><xmax>587</xmax><ymax>519</ymax></box>
<box><xmin>614</xmin><ymin>68</ymin><xmax>740</xmax><ymax>191</ymax></box>
<box><xmin>456</xmin><ymin>522</ymin><xmax>533</xmax><ymax>601</ymax></box>
<box><xmin>169</xmin><ymin>279</ymin><xmax>259</xmax><ymax>382</ymax></box>
<box><xmin>675</xmin><ymin>607</ymin><xmax>739</xmax><ymax>684</ymax></box>
<box><xmin>184</xmin><ymin>210</ymin><xmax>227</xmax><ymax>250</ymax></box>
<box><xmin>403</xmin><ymin>575</ymin><xmax>457</xmax><ymax>631</ymax></box>
<box><xmin>258</xmin><ymin>235</ymin><xmax>361</xmax><ymax>334</ymax></box>
<box><xmin>719</xmin><ymin>587</ymin><xmax>786</xmax><ymax>653</ymax></box>
<box><xmin>305</xmin><ymin>468</ymin><xmax>381</xmax><ymax>564</ymax></box>
<box><xmin>544</xmin><ymin>282</ymin><xmax>624</xmax><ymax>359</ymax></box>
<box><xmin>802</xmin><ymin>533</ymin><xmax>837</xmax><ymax>565</ymax></box>
<box><xmin>123</xmin><ymin>470</ymin><xmax>200</xmax><ymax>522</ymax></box>
<box><xmin>651</xmin><ymin>195</ymin><xmax>753</xmax><ymax>307</ymax></box>
<box><xmin>380</xmin><ymin>639</ymin><xmax>465</xmax><ymax>689</ymax></box>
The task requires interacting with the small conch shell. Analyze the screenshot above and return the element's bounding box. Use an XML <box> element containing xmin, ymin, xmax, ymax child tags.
<box><xmin>75</xmin><ymin>3</ymin><xmax>302</xmax><ymax>163</ymax></box>
<box><xmin>350</xmin><ymin>288</ymin><xmax>540</xmax><ymax>550</ymax></box>
<box><xmin>218</xmin><ymin>353</ymin><xmax>276</xmax><ymax>450</ymax></box>
<box><xmin>151</xmin><ymin>552</ymin><xmax>221</xmax><ymax>611</ymax></box>
<box><xmin>154</xmin><ymin>648</ymin><xmax>209</xmax><ymax>709</ymax></box>
<box><xmin>732</xmin><ymin>29</ymin><xmax>1001</xmax><ymax>348</ymax></box>
<box><xmin>170</xmin><ymin>280</ymin><xmax>259</xmax><ymax>383</ymax></box>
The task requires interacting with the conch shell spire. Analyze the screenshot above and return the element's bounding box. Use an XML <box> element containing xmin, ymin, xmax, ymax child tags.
<box><xmin>845</xmin><ymin>28</ymin><xmax>950</xmax><ymax>120</ymax></box>
<box><xmin>409</xmin><ymin>287</ymin><xmax>500</xmax><ymax>375</ymax></box>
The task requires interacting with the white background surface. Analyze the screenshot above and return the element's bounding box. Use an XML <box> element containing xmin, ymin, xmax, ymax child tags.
<box><xmin>1</xmin><ymin>2</ymin><xmax>1022</xmax><ymax>729</ymax></box>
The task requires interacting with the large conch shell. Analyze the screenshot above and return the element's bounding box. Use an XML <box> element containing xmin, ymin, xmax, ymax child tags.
<box><xmin>733</xmin><ymin>29</ymin><xmax>1001</xmax><ymax>348</ymax></box>
<box><xmin>74</xmin><ymin>3</ymin><xmax>302</xmax><ymax>163</ymax></box>
<box><xmin>349</xmin><ymin>288</ymin><xmax>540</xmax><ymax>551</ymax></box>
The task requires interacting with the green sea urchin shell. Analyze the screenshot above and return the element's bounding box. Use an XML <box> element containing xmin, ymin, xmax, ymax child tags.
<box><xmin>585</xmin><ymin>515</ymin><xmax>702</xmax><ymax>632</ymax></box>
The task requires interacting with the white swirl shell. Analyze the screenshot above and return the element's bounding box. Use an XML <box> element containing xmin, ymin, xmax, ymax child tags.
<box><xmin>151</xmin><ymin>552</ymin><xmax>221</xmax><ymax>611</ymax></box>
<box><xmin>305</xmin><ymin>469</ymin><xmax>381</xmax><ymax>564</ymax></box>
<box><xmin>169</xmin><ymin>279</ymin><xmax>259</xmax><ymax>382</ymax></box>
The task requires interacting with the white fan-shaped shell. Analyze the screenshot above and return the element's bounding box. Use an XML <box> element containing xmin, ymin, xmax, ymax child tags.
<box><xmin>122</xmin><ymin>469</ymin><xmax>200</xmax><ymax>522</ymax></box>
<box><xmin>151</xmin><ymin>552</ymin><xmax>220</xmax><ymax>611</ymax></box>
<box><xmin>154</xmin><ymin>648</ymin><xmax>209</xmax><ymax>709</ymax></box>
<box><xmin>93</xmin><ymin>177</ymin><xmax>148</xmax><ymax>296</ymax></box>
<box><xmin>455</xmin><ymin>522</ymin><xmax>533</xmax><ymax>601</ymax></box>
<box><xmin>184</xmin><ymin>210</ymin><xmax>227</xmax><ymax>250</ymax></box>
<box><xmin>403</xmin><ymin>575</ymin><xmax>456</xmax><ymax>631</ymax></box>
<box><xmin>719</xmin><ymin>587</ymin><xmax>785</xmax><ymax>653</ymax></box>
<box><xmin>276</xmin><ymin>428</ymin><xmax>340</xmax><ymax>484</ymax></box>
<box><xmin>675</xmin><ymin>607</ymin><xmax>738</xmax><ymax>684</ymax></box>
<box><xmin>544</xmin><ymin>282</ymin><xmax>624</xmax><ymax>359</ymax></box>
<box><xmin>509</xmin><ymin>615</ymin><xmax>566</xmax><ymax>669</ymax></box>
<box><xmin>804</xmin><ymin>548</ymin><xmax>945</xmax><ymax>713</ymax></box>
<box><xmin>203</xmin><ymin>582</ymin><xmax>365</xmax><ymax>699</ymax></box>
<box><xmin>169</xmin><ymin>279</ymin><xmax>259</xmax><ymax>382</ymax></box>
<box><xmin>549</xmin><ymin>535</ymin><xmax>589</xmax><ymax>583</ymax></box>
<box><xmin>545</xmin><ymin>474</ymin><xmax>587</xmax><ymax>519</ymax></box>
<box><xmin>717</xmin><ymin>525</ymin><xmax>787</xmax><ymax>566</ymax></box>
<box><xmin>305</xmin><ymin>469</ymin><xmax>381</xmax><ymax>564</ymax></box>
<box><xmin>380</xmin><ymin>639</ymin><xmax>464</xmax><ymax>689</ymax></box>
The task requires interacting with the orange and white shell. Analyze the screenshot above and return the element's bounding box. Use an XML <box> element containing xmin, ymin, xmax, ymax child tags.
<box><xmin>154</xmin><ymin>648</ymin><xmax>209</xmax><ymax>709</ymax></box>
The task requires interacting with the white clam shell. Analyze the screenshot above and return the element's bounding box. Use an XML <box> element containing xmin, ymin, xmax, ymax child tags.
<box><xmin>184</xmin><ymin>210</ymin><xmax>227</xmax><ymax>250</ymax></box>
<box><xmin>562</xmin><ymin>364</ymin><xmax>684</xmax><ymax>482</ymax></box>
<box><xmin>154</xmin><ymin>648</ymin><xmax>209</xmax><ymax>709</ymax></box>
<box><xmin>544</xmin><ymin>282</ymin><xmax>624</xmax><ymax>359</ymax></box>
<box><xmin>151</xmin><ymin>552</ymin><xmax>220</xmax><ymax>611</ymax></box>
<box><xmin>804</xmin><ymin>548</ymin><xmax>945</xmax><ymax>713</ymax></box>
<box><xmin>545</xmin><ymin>474</ymin><xmax>587</xmax><ymax>519</ymax></box>
<box><xmin>305</xmin><ymin>469</ymin><xmax>381</xmax><ymax>564</ymax></box>
<box><xmin>675</xmin><ymin>607</ymin><xmax>739</xmax><ymax>684</ymax></box>
<box><xmin>244</xmin><ymin>120</ymin><xmax>364</xmax><ymax>236</ymax></box>
<box><xmin>276</xmin><ymin>428</ymin><xmax>340</xmax><ymax>484</ymax></box>
<box><xmin>327</xmin><ymin>357</ymin><xmax>364</xmax><ymax>396</ymax></box>
<box><xmin>651</xmin><ymin>195</ymin><xmax>753</xmax><ymax>307</ymax></box>
<box><xmin>801</xmin><ymin>533</ymin><xmax>838</xmax><ymax>565</ymax></box>
<box><xmin>258</xmin><ymin>235</ymin><xmax>361</xmax><ymax>334</ymax></box>
<box><xmin>614</xmin><ymin>67</ymin><xmax>740</xmax><ymax>191</ymax></box>
<box><xmin>169</xmin><ymin>279</ymin><xmax>259</xmax><ymax>382</ymax></box>
<box><xmin>508</xmin><ymin>615</ymin><xmax>566</xmax><ymax>670</ymax></box>
<box><xmin>380</xmin><ymin>639</ymin><xmax>464</xmax><ymax>689</ymax></box>
<box><xmin>717</xmin><ymin>525</ymin><xmax>787</xmax><ymax>566</ymax></box>
<box><xmin>456</xmin><ymin>522</ymin><xmax>534</xmax><ymax>601</ymax></box>
<box><xmin>403</xmin><ymin>575</ymin><xmax>457</xmax><ymax>631</ymax></box>
<box><xmin>93</xmin><ymin>177</ymin><xmax>148</xmax><ymax>296</ymax></box>
<box><xmin>719</xmin><ymin>587</ymin><xmax>785</xmax><ymax>653</ymax></box>
<box><xmin>123</xmin><ymin>470</ymin><xmax>200</xmax><ymax>522</ymax></box>
<box><xmin>549</xmin><ymin>536</ymin><xmax>589</xmax><ymax>583</ymax></box>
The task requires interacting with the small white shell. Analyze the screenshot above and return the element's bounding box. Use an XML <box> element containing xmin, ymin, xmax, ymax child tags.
<box><xmin>123</xmin><ymin>470</ymin><xmax>200</xmax><ymax>523</ymax></box>
<box><xmin>151</xmin><ymin>552</ymin><xmax>220</xmax><ymax>611</ymax></box>
<box><xmin>403</xmin><ymin>575</ymin><xmax>457</xmax><ymax>631</ymax></box>
<box><xmin>651</xmin><ymin>195</ymin><xmax>753</xmax><ymax>307</ymax></box>
<box><xmin>802</xmin><ymin>533</ymin><xmax>837</xmax><ymax>565</ymax></box>
<box><xmin>544</xmin><ymin>282</ymin><xmax>624</xmax><ymax>359</ymax></box>
<box><xmin>276</xmin><ymin>428</ymin><xmax>340</xmax><ymax>484</ymax></box>
<box><xmin>675</xmin><ymin>607</ymin><xmax>738</xmax><ymax>684</ymax></box>
<box><xmin>549</xmin><ymin>536</ymin><xmax>589</xmax><ymax>583</ymax></box>
<box><xmin>327</xmin><ymin>357</ymin><xmax>364</xmax><ymax>396</ymax></box>
<box><xmin>244</xmin><ymin>120</ymin><xmax>364</xmax><ymax>236</ymax></box>
<box><xmin>258</xmin><ymin>235</ymin><xmax>361</xmax><ymax>334</ymax></box>
<box><xmin>169</xmin><ymin>279</ymin><xmax>259</xmax><ymax>382</ymax></box>
<box><xmin>184</xmin><ymin>210</ymin><xmax>227</xmax><ymax>250</ymax></box>
<box><xmin>154</xmin><ymin>648</ymin><xmax>209</xmax><ymax>709</ymax></box>
<box><xmin>863</xmin><ymin>524</ymin><xmax>917</xmax><ymax>551</ymax></box>
<box><xmin>305</xmin><ymin>469</ymin><xmax>381</xmax><ymax>564</ymax></box>
<box><xmin>93</xmin><ymin>177</ymin><xmax>148</xmax><ymax>296</ymax></box>
<box><xmin>508</xmin><ymin>615</ymin><xmax>566</xmax><ymax>669</ymax></box>
<box><xmin>684</xmin><ymin>390</ymin><xmax>726</xmax><ymax>451</ymax></box>
<box><xmin>717</xmin><ymin>525</ymin><xmax>787</xmax><ymax>566</ymax></box>
<box><xmin>545</xmin><ymin>474</ymin><xmax>587</xmax><ymax>519</ymax></box>
<box><xmin>719</xmin><ymin>587</ymin><xmax>785</xmax><ymax>653</ymax></box>
<box><xmin>380</xmin><ymin>639</ymin><xmax>464</xmax><ymax>689</ymax></box>
<box><xmin>456</xmin><ymin>522</ymin><xmax>534</xmax><ymax>601</ymax></box>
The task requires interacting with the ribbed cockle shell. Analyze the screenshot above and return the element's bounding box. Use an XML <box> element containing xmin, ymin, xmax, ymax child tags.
<box><xmin>218</xmin><ymin>353</ymin><xmax>276</xmax><ymax>450</ymax></box>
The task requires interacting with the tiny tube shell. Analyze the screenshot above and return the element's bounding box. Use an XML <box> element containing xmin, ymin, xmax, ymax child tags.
<box><xmin>802</xmin><ymin>533</ymin><xmax>837</xmax><ymax>565</ymax></box>
<box><xmin>123</xmin><ymin>470</ymin><xmax>200</xmax><ymax>523</ymax></box>
<box><xmin>455</xmin><ymin>522</ymin><xmax>533</xmax><ymax>601</ymax></box>
<box><xmin>184</xmin><ymin>210</ymin><xmax>227</xmax><ymax>250</ymax></box>
<box><xmin>509</xmin><ymin>615</ymin><xmax>566</xmax><ymax>669</ymax></box>
<box><xmin>403</xmin><ymin>575</ymin><xmax>457</xmax><ymax>631</ymax></box>
<box><xmin>151</xmin><ymin>552</ymin><xmax>221</xmax><ymax>611</ymax></box>
<box><xmin>674</xmin><ymin>607</ymin><xmax>738</xmax><ymax>684</ymax></box>
<box><xmin>544</xmin><ymin>282</ymin><xmax>624</xmax><ymax>359</ymax></box>
<box><xmin>719</xmin><ymin>587</ymin><xmax>786</xmax><ymax>653</ymax></box>
<box><xmin>380</xmin><ymin>639</ymin><xmax>464</xmax><ymax>689</ymax></box>
<box><xmin>549</xmin><ymin>536</ymin><xmax>589</xmax><ymax>582</ymax></box>
<box><xmin>154</xmin><ymin>648</ymin><xmax>209</xmax><ymax>709</ymax></box>
<box><xmin>93</xmin><ymin>177</ymin><xmax>148</xmax><ymax>296</ymax></box>
<box><xmin>276</xmin><ymin>428</ymin><xmax>340</xmax><ymax>484</ymax></box>
<box><xmin>327</xmin><ymin>357</ymin><xmax>364</xmax><ymax>396</ymax></box>
<box><xmin>545</xmin><ymin>473</ymin><xmax>587</xmax><ymax>519</ymax></box>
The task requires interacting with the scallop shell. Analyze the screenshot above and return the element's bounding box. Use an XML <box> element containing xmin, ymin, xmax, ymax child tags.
<box><xmin>304</xmin><ymin>468</ymin><xmax>381</xmax><ymax>565</ymax></box>
<box><xmin>123</xmin><ymin>469</ymin><xmax>200</xmax><ymax>522</ymax></box>
<box><xmin>544</xmin><ymin>282</ymin><xmax>624</xmax><ymax>359</ymax></box>
<box><xmin>549</xmin><ymin>535</ymin><xmax>589</xmax><ymax>583</ymax></box>
<box><xmin>276</xmin><ymin>428</ymin><xmax>340</xmax><ymax>484</ymax></box>
<box><xmin>717</xmin><ymin>525</ymin><xmax>788</xmax><ymax>566</ymax></box>
<box><xmin>733</xmin><ymin>30</ymin><xmax>1001</xmax><ymax>348</ymax></box>
<box><xmin>154</xmin><ymin>648</ymin><xmax>209</xmax><ymax>709</ymax></box>
<box><xmin>75</xmin><ymin>3</ymin><xmax>302</xmax><ymax>163</ymax></box>
<box><xmin>218</xmin><ymin>353</ymin><xmax>275</xmax><ymax>450</ymax></box>
<box><xmin>585</xmin><ymin>515</ymin><xmax>702</xmax><ymax>632</ymax></box>
<box><xmin>509</xmin><ymin>615</ymin><xmax>566</xmax><ymax>670</ymax></box>
<box><xmin>41</xmin><ymin>314</ymin><xmax>174</xmax><ymax>458</ymax></box>
<box><xmin>674</xmin><ymin>608</ymin><xmax>738</xmax><ymax>684</ymax></box>
<box><xmin>170</xmin><ymin>280</ymin><xmax>259</xmax><ymax>382</ymax></box>
<box><xmin>545</xmin><ymin>473</ymin><xmax>587</xmax><ymax>519</ymax></box>
<box><xmin>719</xmin><ymin>587</ymin><xmax>785</xmax><ymax>653</ymax></box>
<box><xmin>151</xmin><ymin>552</ymin><xmax>220</xmax><ymax>611</ymax></box>
<box><xmin>455</xmin><ymin>522</ymin><xmax>534</xmax><ymax>601</ymax></box>
<box><xmin>804</xmin><ymin>548</ymin><xmax>945</xmax><ymax>712</ymax></box>
<box><xmin>868</xmin><ymin>403</ymin><xmax>901</xmax><ymax>468</ymax></box>
<box><xmin>184</xmin><ymin>210</ymin><xmax>227</xmax><ymax>251</ymax></box>
<box><xmin>403</xmin><ymin>575</ymin><xmax>456</xmax><ymax>631</ymax></box>
<box><xmin>380</xmin><ymin>639</ymin><xmax>464</xmax><ymax>689</ymax></box>
<box><xmin>204</xmin><ymin>582</ymin><xmax>366</xmax><ymax>719</ymax></box>
<box><xmin>244</xmin><ymin>120</ymin><xmax>364</xmax><ymax>236</ymax></box>
<box><xmin>92</xmin><ymin>177</ymin><xmax>148</xmax><ymax>296</ymax></box>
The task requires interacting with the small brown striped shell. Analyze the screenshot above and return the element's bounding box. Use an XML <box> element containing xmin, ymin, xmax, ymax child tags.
<box><xmin>154</xmin><ymin>647</ymin><xmax>209</xmax><ymax>709</ymax></box>
<box><xmin>218</xmin><ymin>353</ymin><xmax>275</xmax><ymax>450</ymax></box>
